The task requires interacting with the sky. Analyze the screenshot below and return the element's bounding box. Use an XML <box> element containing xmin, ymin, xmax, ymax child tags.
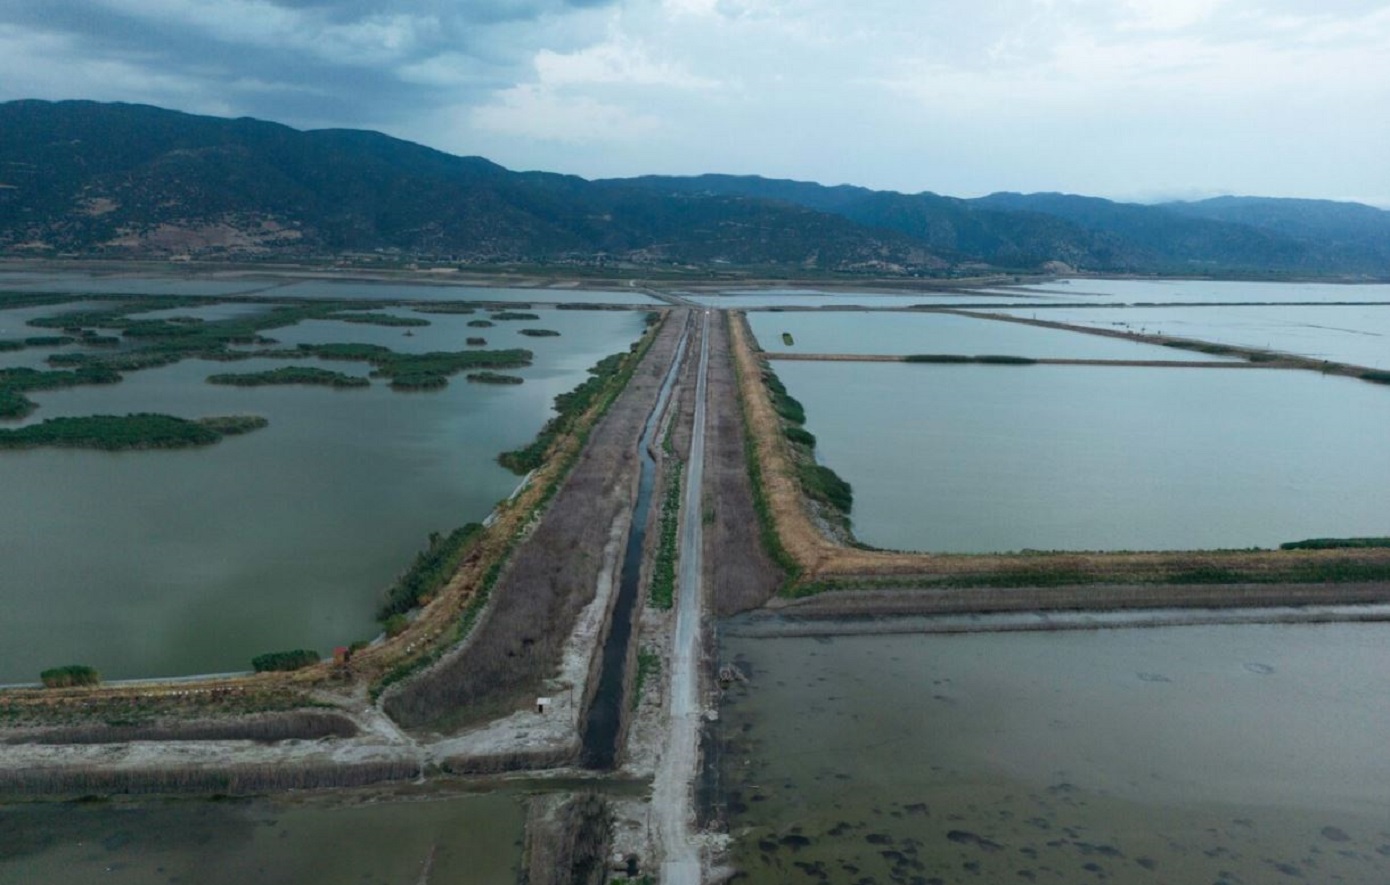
<box><xmin>1</xmin><ymin>0</ymin><xmax>1387</xmax><ymax>206</ymax></box>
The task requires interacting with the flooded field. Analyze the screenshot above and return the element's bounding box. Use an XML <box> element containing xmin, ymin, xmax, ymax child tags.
<box><xmin>747</xmin><ymin>311</ymin><xmax>1232</xmax><ymax>360</ymax></box>
<box><xmin>980</xmin><ymin>278</ymin><xmax>1390</xmax><ymax>304</ymax></box>
<box><xmin>775</xmin><ymin>361</ymin><xmax>1390</xmax><ymax>552</ymax></box>
<box><xmin>990</xmin><ymin>304</ymin><xmax>1390</xmax><ymax>369</ymax></box>
<box><xmin>0</xmin><ymin>791</ymin><xmax>523</xmax><ymax>884</ymax></box>
<box><xmin>0</xmin><ymin>271</ymin><xmax>659</xmax><ymax>304</ymax></box>
<box><xmin>685</xmin><ymin>291</ymin><xmax>1040</xmax><ymax>309</ymax></box>
<box><xmin>716</xmin><ymin>623</ymin><xmax>1390</xmax><ymax>885</ymax></box>
<box><xmin>0</xmin><ymin>302</ymin><xmax>647</xmax><ymax>682</ymax></box>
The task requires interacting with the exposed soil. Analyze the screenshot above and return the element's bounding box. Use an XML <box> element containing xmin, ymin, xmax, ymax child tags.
<box><xmin>703</xmin><ymin>314</ymin><xmax>783</xmax><ymax>616</ymax></box>
<box><xmin>383</xmin><ymin>311</ymin><xmax>690</xmax><ymax>733</ymax></box>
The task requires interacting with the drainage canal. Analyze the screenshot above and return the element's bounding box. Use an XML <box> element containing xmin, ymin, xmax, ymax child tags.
<box><xmin>580</xmin><ymin>314</ymin><xmax>692</xmax><ymax>768</ymax></box>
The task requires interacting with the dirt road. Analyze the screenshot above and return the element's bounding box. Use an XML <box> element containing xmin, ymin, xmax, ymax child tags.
<box><xmin>652</xmin><ymin>310</ymin><xmax>710</xmax><ymax>885</ymax></box>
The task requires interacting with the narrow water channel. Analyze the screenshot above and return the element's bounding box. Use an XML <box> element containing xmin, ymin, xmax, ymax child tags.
<box><xmin>581</xmin><ymin>313</ymin><xmax>691</xmax><ymax>768</ymax></box>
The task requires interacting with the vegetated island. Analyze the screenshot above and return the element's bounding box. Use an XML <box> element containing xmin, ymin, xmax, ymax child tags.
<box><xmin>466</xmin><ymin>371</ymin><xmax>524</xmax><ymax>385</ymax></box>
<box><xmin>490</xmin><ymin>311</ymin><xmax>540</xmax><ymax>321</ymax></box>
<box><xmin>206</xmin><ymin>366</ymin><xmax>369</xmax><ymax>389</ymax></box>
<box><xmin>466</xmin><ymin>319</ymin><xmax>495</xmax><ymax>328</ymax></box>
<box><xmin>519</xmin><ymin>329</ymin><xmax>561</xmax><ymax>338</ymax></box>
<box><xmin>0</xmin><ymin>413</ymin><xmax>268</xmax><ymax>451</ymax></box>
<box><xmin>1</xmin><ymin>365</ymin><xmax>121</xmax><ymax>419</ymax></box>
<box><xmin>412</xmin><ymin>304</ymin><xmax>477</xmax><ymax>315</ymax></box>
<box><xmin>326</xmin><ymin>312</ymin><xmax>430</xmax><ymax>328</ymax></box>
<box><xmin>303</xmin><ymin>343</ymin><xmax>532</xmax><ymax>390</ymax></box>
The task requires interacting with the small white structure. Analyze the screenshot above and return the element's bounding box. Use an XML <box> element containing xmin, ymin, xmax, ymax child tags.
<box><xmin>536</xmin><ymin>697</ymin><xmax>553</xmax><ymax>714</ymax></box>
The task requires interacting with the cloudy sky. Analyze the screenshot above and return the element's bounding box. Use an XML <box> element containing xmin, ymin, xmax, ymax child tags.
<box><xmin>2</xmin><ymin>0</ymin><xmax>1387</xmax><ymax>205</ymax></box>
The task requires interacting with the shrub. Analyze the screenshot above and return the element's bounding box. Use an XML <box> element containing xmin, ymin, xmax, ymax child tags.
<box><xmin>251</xmin><ymin>650</ymin><xmax>320</xmax><ymax>672</ymax></box>
<box><xmin>783</xmin><ymin>426</ymin><xmax>816</xmax><ymax>447</ymax></box>
<box><xmin>40</xmin><ymin>665</ymin><xmax>100</xmax><ymax>688</ymax></box>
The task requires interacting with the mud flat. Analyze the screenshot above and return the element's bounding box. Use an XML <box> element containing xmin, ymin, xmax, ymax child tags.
<box><xmin>714</xmin><ymin>622</ymin><xmax>1390</xmax><ymax>885</ymax></box>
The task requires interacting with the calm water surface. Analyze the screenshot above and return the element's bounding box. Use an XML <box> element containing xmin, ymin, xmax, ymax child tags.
<box><xmin>748</xmin><ymin>311</ymin><xmax>1234</xmax><ymax>360</ymax></box>
<box><xmin>0</xmin><ymin>309</ymin><xmax>645</xmax><ymax>682</ymax></box>
<box><xmin>991</xmin><ymin>304</ymin><xmax>1390</xmax><ymax>370</ymax></box>
<box><xmin>776</xmin><ymin>361</ymin><xmax>1390</xmax><ymax>551</ymax></box>
<box><xmin>0</xmin><ymin>792</ymin><xmax>523</xmax><ymax>885</ymax></box>
<box><xmin>982</xmin><ymin>278</ymin><xmax>1390</xmax><ymax>304</ymax></box>
<box><xmin>717</xmin><ymin>624</ymin><xmax>1390</xmax><ymax>885</ymax></box>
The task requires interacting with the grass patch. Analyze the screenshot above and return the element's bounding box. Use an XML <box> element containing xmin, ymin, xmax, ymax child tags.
<box><xmin>0</xmin><ymin>413</ymin><xmax>267</xmax><ymax>450</ymax></box>
<box><xmin>631</xmin><ymin>647</ymin><xmax>660</xmax><ymax>711</ymax></box>
<box><xmin>251</xmin><ymin>650</ymin><xmax>320</xmax><ymax>673</ymax></box>
<box><xmin>206</xmin><ymin>366</ymin><xmax>369</xmax><ymax>388</ymax></box>
<box><xmin>649</xmin><ymin>460</ymin><xmax>683</xmax><ymax>609</ymax></box>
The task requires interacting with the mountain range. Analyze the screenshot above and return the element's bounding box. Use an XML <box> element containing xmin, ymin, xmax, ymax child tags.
<box><xmin>2</xmin><ymin>99</ymin><xmax>1386</xmax><ymax>278</ymax></box>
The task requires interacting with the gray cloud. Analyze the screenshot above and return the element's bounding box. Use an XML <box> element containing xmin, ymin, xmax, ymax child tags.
<box><xmin>1</xmin><ymin>0</ymin><xmax>1385</xmax><ymax>205</ymax></box>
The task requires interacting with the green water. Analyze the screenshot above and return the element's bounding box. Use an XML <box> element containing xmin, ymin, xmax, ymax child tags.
<box><xmin>0</xmin><ymin>792</ymin><xmax>523</xmax><ymax>885</ymax></box>
<box><xmin>775</xmin><ymin>361</ymin><xmax>1390</xmax><ymax>552</ymax></box>
<box><xmin>747</xmin><ymin>311</ymin><xmax>1229</xmax><ymax>360</ymax></box>
<box><xmin>0</xmin><ymin>308</ymin><xmax>645</xmax><ymax>682</ymax></box>
<box><xmin>717</xmin><ymin>624</ymin><xmax>1390</xmax><ymax>885</ymax></box>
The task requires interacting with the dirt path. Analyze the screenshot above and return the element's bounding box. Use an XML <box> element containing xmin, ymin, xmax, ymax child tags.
<box><xmin>652</xmin><ymin>310</ymin><xmax>711</xmax><ymax>885</ymax></box>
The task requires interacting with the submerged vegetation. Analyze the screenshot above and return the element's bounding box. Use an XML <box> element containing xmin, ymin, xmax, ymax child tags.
<box><xmin>0</xmin><ymin>413</ymin><xmax>267</xmax><ymax>450</ymax></box>
<box><xmin>206</xmin><ymin>366</ymin><xmax>369</xmax><ymax>388</ymax></box>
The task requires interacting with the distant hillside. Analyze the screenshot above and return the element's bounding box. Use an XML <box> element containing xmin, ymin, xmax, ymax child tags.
<box><xmin>617</xmin><ymin>174</ymin><xmax>1390</xmax><ymax>277</ymax></box>
<box><xmin>0</xmin><ymin>100</ymin><xmax>933</xmax><ymax>272</ymax></box>
<box><xmin>1</xmin><ymin>100</ymin><xmax>1387</xmax><ymax>278</ymax></box>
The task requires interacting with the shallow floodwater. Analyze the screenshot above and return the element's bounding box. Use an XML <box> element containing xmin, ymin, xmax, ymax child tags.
<box><xmin>747</xmin><ymin>311</ymin><xmax>1232</xmax><ymax>361</ymax></box>
<box><xmin>982</xmin><ymin>278</ymin><xmax>1390</xmax><ymax>304</ymax></box>
<box><xmin>990</xmin><ymin>304</ymin><xmax>1390</xmax><ymax>370</ymax></box>
<box><xmin>0</xmin><ymin>271</ymin><xmax>658</xmax><ymax>304</ymax></box>
<box><xmin>716</xmin><ymin>624</ymin><xmax>1390</xmax><ymax>885</ymax></box>
<box><xmin>776</xmin><ymin>361</ymin><xmax>1390</xmax><ymax>551</ymax></box>
<box><xmin>0</xmin><ymin>308</ymin><xmax>646</xmax><ymax>682</ymax></box>
<box><xmin>0</xmin><ymin>792</ymin><xmax>523</xmax><ymax>884</ymax></box>
<box><xmin>686</xmin><ymin>290</ymin><xmax>1042</xmax><ymax>309</ymax></box>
